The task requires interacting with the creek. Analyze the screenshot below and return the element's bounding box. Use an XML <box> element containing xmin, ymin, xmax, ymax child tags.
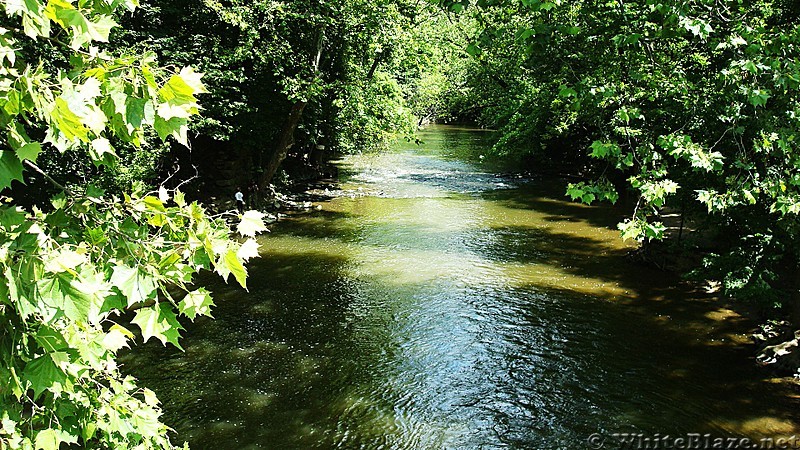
<box><xmin>122</xmin><ymin>125</ymin><xmax>800</xmax><ymax>449</ymax></box>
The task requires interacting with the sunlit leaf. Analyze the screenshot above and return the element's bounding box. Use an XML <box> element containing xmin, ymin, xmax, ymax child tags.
<box><xmin>0</xmin><ymin>150</ymin><xmax>24</xmax><ymax>191</ymax></box>
<box><xmin>110</xmin><ymin>265</ymin><xmax>157</xmax><ymax>306</ymax></box>
<box><xmin>224</xmin><ymin>249</ymin><xmax>247</xmax><ymax>289</ymax></box>
<box><xmin>132</xmin><ymin>303</ymin><xmax>184</xmax><ymax>348</ymax></box>
<box><xmin>178</xmin><ymin>288</ymin><xmax>215</xmax><ymax>320</ymax></box>
<box><xmin>237</xmin><ymin>210</ymin><xmax>267</xmax><ymax>237</ymax></box>
<box><xmin>237</xmin><ymin>238</ymin><xmax>260</xmax><ymax>261</ymax></box>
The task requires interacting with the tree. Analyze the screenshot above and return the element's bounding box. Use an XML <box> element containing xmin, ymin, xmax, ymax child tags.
<box><xmin>0</xmin><ymin>1</ymin><xmax>265</xmax><ymax>448</ymax></box>
<box><xmin>113</xmin><ymin>0</ymin><xmax>425</xmax><ymax>197</ymax></box>
<box><xmin>432</xmin><ymin>0</ymin><xmax>800</xmax><ymax>331</ymax></box>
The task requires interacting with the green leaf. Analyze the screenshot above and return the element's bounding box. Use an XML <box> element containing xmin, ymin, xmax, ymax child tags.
<box><xmin>110</xmin><ymin>265</ymin><xmax>157</xmax><ymax>307</ymax></box>
<box><xmin>22</xmin><ymin>353</ymin><xmax>68</xmax><ymax>400</ymax></box>
<box><xmin>142</xmin><ymin>387</ymin><xmax>160</xmax><ymax>407</ymax></box>
<box><xmin>558</xmin><ymin>85</ymin><xmax>577</xmax><ymax>98</ymax></box>
<box><xmin>16</xmin><ymin>142</ymin><xmax>42</xmax><ymax>163</ymax></box>
<box><xmin>34</xmin><ymin>428</ymin><xmax>62</xmax><ymax>450</ymax></box>
<box><xmin>0</xmin><ymin>150</ymin><xmax>24</xmax><ymax>191</ymax></box>
<box><xmin>618</xmin><ymin>219</ymin><xmax>643</xmax><ymax>242</ymax></box>
<box><xmin>6</xmin><ymin>267</ymin><xmax>37</xmax><ymax>319</ymax></box>
<box><xmin>566</xmin><ymin>182</ymin><xmax>587</xmax><ymax>202</ymax></box>
<box><xmin>43</xmin><ymin>248</ymin><xmax>86</xmax><ymax>274</ymax></box>
<box><xmin>34</xmin><ymin>428</ymin><xmax>61</xmax><ymax>450</ymax></box>
<box><xmin>174</xmin><ymin>189</ymin><xmax>186</xmax><ymax>207</ymax></box>
<box><xmin>51</xmin><ymin>193</ymin><xmax>67</xmax><ymax>210</ymax></box>
<box><xmin>52</xmin><ymin>97</ymin><xmax>89</xmax><ymax>142</ymax></box>
<box><xmin>101</xmin><ymin>324</ymin><xmax>133</xmax><ymax>352</ymax></box>
<box><xmin>153</xmin><ymin>115</ymin><xmax>189</xmax><ymax>146</ymax></box>
<box><xmin>131</xmin><ymin>303</ymin><xmax>184</xmax><ymax>348</ymax></box>
<box><xmin>516</xmin><ymin>28</ymin><xmax>534</xmax><ymax>41</ymax></box>
<box><xmin>89</xmin><ymin>15</ymin><xmax>118</xmax><ymax>42</ymax></box>
<box><xmin>35</xmin><ymin>326</ymin><xmax>69</xmax><ymax>353</ymax></box>
<box><xmin>589</xmin><ymin>141</ymin><xmax>620</xmax><ymax>159</ymax></box>
<box><xmin>158</xmin><ymin>74</ymin><xmax>199</xmax><ymax>104</ymax></box>
<box><xmin>237</xmin><ymin>210</ymin><xmax>267</xmax><ymax>237</ymax></box>
<box><xmin>224</xmin><ymin>249</ymin><xmax>247</xmax><ymax>289</ymax></box>
<box><xmin>125</xmin><ymin>97</ymin><xmax>148</xmax><ymax>128</ymax></box>
<box><xmin>37</xmin><ymin>274</ymin><xmax>93</xmax><ymax>322</ymax></box>
<box><xmin>177</xmin><ymin>67</ymin><xmax>208</xmax><ymax>94</ymax></box>
<box><xmin>748</xmin><ymin>89</ymin><xmax>770</xmax><ymax>107</ymax></box>
<box><xmin>617</xmin><ymin>153</ymin><xmax>634</xmax><ymax>168</ymax></box>
<box><xmin>85</xmin><ymin>185</ymin><xmax>105</xmax><ymax>202</ymax></box>
<box><xmin>178</xmin><ymin>288</ymin><xmax>215</xmax><ymax>320</ymax></box>
<box><xmin>0</xmin><ymin>206</ymin><xmax>27</xmax><ymax>228</ymax></box>
<box><xmin>142</xmin><ymin>196</ymin><xmax>166</xmax><ymax>212</ymax></box>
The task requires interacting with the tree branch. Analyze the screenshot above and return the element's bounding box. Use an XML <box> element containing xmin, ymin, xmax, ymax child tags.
<box><xmin>24</xmin><ymin>160</ymin><xmax>75</xmax><ymax>196</ymax></box>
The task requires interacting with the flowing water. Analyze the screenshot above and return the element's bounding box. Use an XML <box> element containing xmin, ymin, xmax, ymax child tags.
<box><xmin>122</xmin><ymin>125</ymin><xmax>800</xmax><ymax>449</ymax></box>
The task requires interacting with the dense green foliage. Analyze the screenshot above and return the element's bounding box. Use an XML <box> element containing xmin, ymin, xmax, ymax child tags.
<box><xmin>3</xmin><ymin>0</ymin><xmax>800</xmax><ymax>446</ymax></box>
<box><xmin>428</xmin><ymin>0</ymin><xmax>800</xmax><ymax>323</ymax></box>
<box><xmin>108</xmin><ymin>0</ymin><xmax>434</xmax><ymax>193</ymax></box>
<box><xmin>0</xmin><ymin>1</ymin><xmax>266</xmax><ymax>448</ymax></box>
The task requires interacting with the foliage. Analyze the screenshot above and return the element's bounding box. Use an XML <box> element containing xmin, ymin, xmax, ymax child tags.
<box><xmin>112</xmin><ymin>0</ymin><xmax>430</xmax><ymax>192</ymax></box>
<box><xmin>0</xmin><ymin>1</ymin><xmax>264</xmax><ymax>448</ymax></box>
<box><xmin>431</xmin><ymin>0</ymin><xmax>800</xmax><ymax>324</ymax></box>
<box><xmin>335</xmin><ymin>72</ymin><xmax>416</xmax><ymax>153</ymax></box>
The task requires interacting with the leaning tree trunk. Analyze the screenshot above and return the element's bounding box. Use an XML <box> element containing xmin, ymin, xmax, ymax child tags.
<box><xmin>366</xmin><ymin>51</ymin><xmax>383</xmax><ymax>80</ymax></box>
<box><xmin>258</xmin><ymin>30</ymin><xmax>324</xmax><ymax>189</ymax></box>
<box><xmin>258</xmin><ymin>100</ymin><xmax>308</xmax><ymax>189</ymax></box>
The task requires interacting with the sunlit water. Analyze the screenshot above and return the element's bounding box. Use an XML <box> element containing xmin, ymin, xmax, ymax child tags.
<box><xmin>122</xmin><ymin>125</ymin><xmax>800</xmax><ymax>449</ymax></box>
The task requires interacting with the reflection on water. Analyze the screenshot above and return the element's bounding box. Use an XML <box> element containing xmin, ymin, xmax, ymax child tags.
<box><xmin>121</xmin><ymin>125</ymin><xmax>800</xmax><ymax>449</ymax></box>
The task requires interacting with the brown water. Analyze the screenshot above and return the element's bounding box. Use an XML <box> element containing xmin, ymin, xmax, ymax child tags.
<box><xmin>121</xmin><ymin>125</ymin><xmax>800</xmax><ymax>449</ymax></box>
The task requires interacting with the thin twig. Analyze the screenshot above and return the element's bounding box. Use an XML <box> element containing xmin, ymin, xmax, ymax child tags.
<box><xmin>174</xmin><ymin>164</ymin><xmax>201</xmax><ymax>192</ymax></box>
<box><xmin>5</xmin><ymin>26</ymin><xmax>95</xmax><ymax>58</ymax></box>
<box><xmin>23</xmin><ymin>160</ymin><xmax>74</xmax><ymax>196</ymax></box>
<box><xmin>160</xmin><ymin>163</ymin><xmax>180</xmax><ymax>188</ymax></box>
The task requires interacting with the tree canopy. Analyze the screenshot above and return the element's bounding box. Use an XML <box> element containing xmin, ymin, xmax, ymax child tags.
<box><xmin>3</xmin><ymin>0</ymin><xmax>800</xmax><ymax>447</ymax></box>
<box><xmin>0</xmin><ymin>1</ymin><xmax>265</xmax><ymax>448</ymax></box>
<box><xmin>430</xmin><ymin>0</ymin><xmax>800</xmax><ymax>319</ymax></box>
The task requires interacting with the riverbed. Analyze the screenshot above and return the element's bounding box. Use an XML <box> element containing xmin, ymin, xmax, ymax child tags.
<box><xmin>122</xmin><ymin>125</ymin><xmax>800</xmax><ymax>449</ymax></box>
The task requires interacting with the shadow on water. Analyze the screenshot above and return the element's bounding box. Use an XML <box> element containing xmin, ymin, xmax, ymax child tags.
<box><xmin>480</xmin><ymin>180</ymin><xmax>630</xmax><ymax>232</ymax></box>
<box><xmin>468</xmin><ymin>183</ymin><xmax>800</xmax><ymax>444</ymax></box>
<box><xmin>121</xmin><ymin>125</ymin><xmax>800</xmax><ymax>450</ymax></box>
<box><xmin>121</xmin><ymin>249</ymin><xmax>414</xmax><ymax>449</ymax></box>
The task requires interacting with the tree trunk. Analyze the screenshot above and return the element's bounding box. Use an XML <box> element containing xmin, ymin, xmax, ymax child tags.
<box><xmin>366</xmin><ymin>52</ymin><xmax>383</xmax><ymax>80</ymax></box>
<box><xmin>258</xmin><ymin>101</ymin><xmax>307</xmax><ymax>189</ymax></box>
<box><xmin>258</xmin><ymin>30</ymin><xmax>324</xmax><ymax>189</ymax></box>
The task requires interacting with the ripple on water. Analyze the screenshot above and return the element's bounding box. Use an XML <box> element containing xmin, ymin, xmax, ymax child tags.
<box><xmin>121</xmin><ymin>126</ymin><xmax>800</xmax><ymax>450</ymax></box>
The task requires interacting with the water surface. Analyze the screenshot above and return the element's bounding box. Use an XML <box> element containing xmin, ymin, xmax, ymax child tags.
<box><xmin>122</xmin><ymin>125</ymin><xmax>800</xmax><ymax>449</ymax></box>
